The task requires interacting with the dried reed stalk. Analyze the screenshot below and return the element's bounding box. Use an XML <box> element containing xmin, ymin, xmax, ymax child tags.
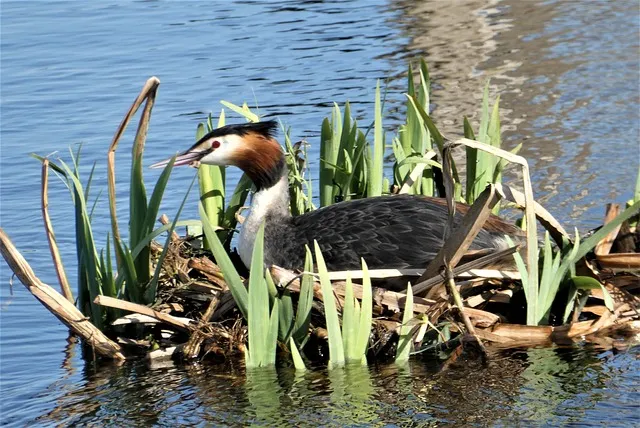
<box><xmin>418</xmin><ymin>183</ymin><xmax>501</xmax><ymax>298</ymax></box>
<box><xmin>159</xmin><ymin>214</ymin><xmax>180</xmax><ymax>242</ymax></box>
<box><xmin>495</xmin><ymin>183</ymin><xmax>569</xmax><ymax>245</ymax></box>
<box><xmin>443</xmin><ymin>262</ymin><xmax>487</xmax><ymax>355</ymax></box>
<box><xmin>411</xmin><ymin>246</ymin><xmax>519</xmax><ymax>295</ymax></box>
<box><xmin>0</xmin><ymin>228</ymin><xmax>125</xmax><ymax>360</ymax></box>
<box><xmin>449</xmin><ymin>138</ymin><xmax>538</xmax><ymax>307</ymax></box>
<box><xmin>595</xmin><ymin>204</ymin><xmax>621</xmax><ymax>256</ymax></box>
<box><xmin>183</xmin><ymin>293</ymin><xmax>221</xmax><ymax>359</ymax></box>
<box><xmin>94</xmin><ymin>295</ymin><xmax>192</xmax><ymax>332</ymax></box>
<box><xmin>107</xmin><ymin>76</ymin><xmax>160</xmax><ymax>264</ymax></box>
<box><xmin>41</xmin><ymin>159</ymin><xmax>73</xmax><ymax>302</ymax></box>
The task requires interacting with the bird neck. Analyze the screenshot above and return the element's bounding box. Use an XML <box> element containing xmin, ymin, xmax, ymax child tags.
<box><xmin>232</xmin><ymin>135</ymin><xmax>286</xmax><ymax>191</ymax></box>
<box><xmin>237</xmin><ymin>169</ymin><xmax>291</xmax><ymax>267</ymax></box>
<box><xmin>248</xmin><ymin>171</ymin><xmax>291</xmax><ymax>221</ymax></box>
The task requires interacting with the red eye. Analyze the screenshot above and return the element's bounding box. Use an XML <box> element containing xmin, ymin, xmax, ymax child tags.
<box><xmin>211</xmin><ymin>140</ymin><xmax>221</xmax><ymax>149</ymax></box>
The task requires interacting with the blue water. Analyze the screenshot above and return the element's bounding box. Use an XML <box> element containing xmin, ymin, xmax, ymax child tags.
<box><xmin>1</xmin><ymin>0</ymin><xmax>638</xmax><ymax>425</ymax></box>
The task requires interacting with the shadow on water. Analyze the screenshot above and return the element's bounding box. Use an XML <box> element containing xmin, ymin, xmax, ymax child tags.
<box><xmin>33</xmin><ymin>343</ymin><xmax>639</xmax><ymax>426</ymax></box>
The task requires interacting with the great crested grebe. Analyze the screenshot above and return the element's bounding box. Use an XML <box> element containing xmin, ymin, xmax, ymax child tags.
<box><xmin>151</xmin><ymin>120</ymin><xmax>524</xmax><ymax>271</ymax></box>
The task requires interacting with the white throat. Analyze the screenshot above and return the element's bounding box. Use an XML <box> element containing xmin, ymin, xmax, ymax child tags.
<box><xmin>237</xmin><ymin>173</ymin><xmax>290</xmax><ymax>268</ymax></box>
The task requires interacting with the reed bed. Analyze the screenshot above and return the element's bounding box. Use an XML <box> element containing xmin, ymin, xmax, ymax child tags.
<box><xmin>2</xmin><ymin>62</ymin><xmax>639</xmax><ymax>370</ymax></box>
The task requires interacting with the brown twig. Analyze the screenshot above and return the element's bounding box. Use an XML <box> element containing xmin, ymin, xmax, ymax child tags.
<box><xmin>411</xmin><ymin>245</ymin><xmax>519</xmax><ymax>296</ymax></box>
<box><xmin>182</xmin><ymin>293</ymin><xmax>221</xmax><ymax>359</ymax></box>
<box><xmin>417</xmin><ymin>182</ymin><xmax>501</xmax><ymax>298</ymax></box>
<box><xmin>0</xmin><ymin>228</ymin><xmax>124</xmax><ymax>360</ymax></box>
<box><xmin>93</xmin><ymin>295</ymin><xmax>192</xmax><ymax>332</ymax></box>
<box><xmin>159</xmin><ymin>214</ymin><xmax>181</xmax><ymax>242</ymax></box>
<box><xmin>41</xmin><ymin>159</ymin><xmax>73</xmax><ymax>303</ymax></box>
<box><xmin>443</xmin><ymin>262</ymin><xmax>486</xmax><ymax>355</ymax></box>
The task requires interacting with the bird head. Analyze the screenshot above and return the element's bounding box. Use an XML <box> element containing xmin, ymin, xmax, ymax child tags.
<box><xmin>151</xmin><ymin>120</ymin><xmax>285</xmax><ymax>189</ymax></box>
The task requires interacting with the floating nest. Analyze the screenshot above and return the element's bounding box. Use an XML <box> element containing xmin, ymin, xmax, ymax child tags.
<box><xmin>128</xmin><ymin>207</ymin><xmax>640</xmax><ymax>365</ymax></box>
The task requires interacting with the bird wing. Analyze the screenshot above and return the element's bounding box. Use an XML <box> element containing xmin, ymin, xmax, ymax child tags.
<box><xmin>267</xmin><ymin>194</ymin><xmax>519</xmax><ymax>271</ymax></box>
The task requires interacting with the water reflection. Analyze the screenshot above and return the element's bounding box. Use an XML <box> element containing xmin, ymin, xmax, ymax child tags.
<box><xmin>390</xmin><ymin>0</ymin><xmax>639</xmax><ymax>226</ymax></box>
<box><xmin>32</xmin><ymin>344</ymin><xmax>639</xmax><ymax>426</ymax></box>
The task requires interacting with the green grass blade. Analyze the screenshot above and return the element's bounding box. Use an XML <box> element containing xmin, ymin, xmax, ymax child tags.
<box><xmin>265</xmin><ymin>268</ymin><xmax>294</xmax><ymax>342</ymax></box>
<box><xmin>220</xmin><ymin>100</ymin><xmax>260</xmax><ymax>122</ymax></box>
<box><xmin>217</xmin><ymin>109</ymin><xmax>226</xmax><ymax>128</ymax></box>
<box><xmin>319</xmin><ymin>115</ymin><xmax>334</xmax><ymax>196</ymax></box>
<box><xmin>562</xmin><ymin>285</ymin><xmax>579</xmax><ymax>324</ymax></box>
<box><xmin>84</xmin><ymin>161</ymin><xmax>97</xmax><ymax>201</ymax></box>
<box><xmin>356</xmin><ymin>259</ymin><xmax>372</xmax><ymax>364</ymax></box>
<box><xmin>478</xmin><ymin>81</ymin><xmax>490</xmax><ymax>142</ymax></box>
<box><xmin>314</xmin><ymin>241</ymin><xmax>345</xmax><ymax>367</ymax></box>
<box><xmin>406</xmin><ymin>94</ymin><xmax>445</xmax><ymax>152</ymax></box>
<box><xmin>196</xmin><ymin>122</ymin><xmax>206</xmax><ymax>140</ymax></box>
<box><xmin>505</xmin><ymin>235</ymin><xmax>535</xmax><ymax>325</ymax></box>
<box><xmin>130</xmin><ymin>220</ymin><xmax>202</xmax><ymax>259</ymax></box>
<box><xmin>369</xmin><ymin>80</ymin><xmax>384</xmax><ymax>197</ymax></box>
<box><xmin>248</xmin><ymin>222</ymin><xmax>269</xmax><ymax>367</ymax></box>
<box><xmin>474</xmin><ymin>82</ymin><xmax>490</xmax><ymax>194</ymax></box>
<box><xmin>277</xmin><ymin>289</ymin><xmax>294</xmax><ymax>343</ymax></box>
<box><xmin>57</xmin><ymin>159</ymin><xmax>104</xmax><ymax>325</ymax></box>
<box><xmin>540</xmin><ymin>230</ymin><xmax>581</xmax><ymax>323</ymax></box>
<box><xmin>199</xmin><ymin>201</ymin><xmax>248</xmax><ymax>319</ymax></box>
<box><xmin>570</xmin><ymin>276</ymin><xmax>614</xmax><ymax>312</ymax></box>
<box><xmin>320</xmin><ymin>117</ymin><xmax>336</xmax><ymax>206</ymax></box>
<box><xmin>88</xmin><ymin>189</ymin><xmax>103</xmax><ymax>221</ymax></box>
<box><xmin>488</xmin><ymin>96</ymin><xmax>502</xmax><ymax>214</ymax></box>
<box><xmin>417</xmin><ymin>59</ymin><xmax>431</xmax><ymax>154</ymax></box>
<box><xmin>265</xmin><ymin>268</ymin><xmax>278</xmax><ymax>301</ymax></box>
<box><xmin>199</xmin><ymin>163</ymin><xmax>225</xmax><ymax>229</ymax></box>
<box><xmin>115</xmin><ymin>241</ymin><xmax>140</xmax><ymax>304</ymax></box>
<box><xmin>395</xmin><ymin>283</ymin><xmax>414</xmax><ymax>362</ymax></box>
<box><xmin>266</xmin><ymin>299</ymin><xmax>279</xmax><ymax>367</ymax></box>
<box><xmin>292</xmin><ymin>245</ymin><xmax>314</xmax><ymax>344</ymax></box>
<box><xmin>464</xmin><ymin>116</ymin><xmax>478</xmax><ymax>202</ymax></box>
<box><xmin>342</xmin><ymin>274</ymin><xmax>356</xmax><ymax>361</ymax></box>
<box><xmin>144</xmin><ymin>155</ymin><xmax>175</xmax><ymax>236</ymax></box>
<box><xmin>129</xmin><ymin>146</ymin><xmax>148</xmax><ymax>247</ymax></box>
<box><xmin>537</xmin><ymin>232</ymin><xmax>554</xmax><ymax>321</ymax></box>
<box><xmin>31</xmin><ymin>154</ymin><xmax>66</xmax><ymax>175</ymax></box>
<box><xmin>129</xmin><ymin>137</ymin><xmax>150</xmax><ymax>284</ymax></box>
<box><xmin>289</xmin><ymin>337</ymin><xmax>306</xmax><ymax>371</ymax></box>
<box><xmin>223</xmin><ymin>173</ymin><xmax>253</xmax><ymax>232</ymax></box>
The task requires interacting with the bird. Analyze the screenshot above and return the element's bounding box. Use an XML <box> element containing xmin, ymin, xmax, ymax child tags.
<box><xmin>151</xmin><ymin>120</ymin><xmax>525</xmax><ymax>273</ymax></box>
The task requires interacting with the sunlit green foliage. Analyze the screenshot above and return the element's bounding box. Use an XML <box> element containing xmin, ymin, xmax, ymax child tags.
<box><xmin>33</xmin><ymin>139</ymin><xmax>183</xmax><ymax>327</ymax></box>
<box><xmin>394</xmin><ymin>59</ymin><xmax>435</xmax><ymax>196</ymax></box>
<box><xmin>245</xmin><ymin>223</ymin><xmax>280</xmax><ymax>368</ymax></box>
<box><xmin>313</xmin><ymin>242</ymin><xmax>372</xmax><ymax>367</ymax></box>
<box><xmin>319</xmin><ymin>102</ymin><xmax>369</xmax><ymax>206</ymax></box>
<box><xmin>395</xmin><ymin>284</ymin><xmax>414</xmax><ymax>363</ymax></box>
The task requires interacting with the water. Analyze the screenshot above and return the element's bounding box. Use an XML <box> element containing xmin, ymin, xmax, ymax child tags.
<box><xmin>1</xmin><ymin>0</ymin><xmax>638</xmax><ymax>425</ymax></box>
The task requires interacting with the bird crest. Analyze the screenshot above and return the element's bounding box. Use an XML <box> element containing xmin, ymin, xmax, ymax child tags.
<box><xmin>197</xmin><ymin>120</ymin><xmax>279</xmax><ymax>144</ymax></box>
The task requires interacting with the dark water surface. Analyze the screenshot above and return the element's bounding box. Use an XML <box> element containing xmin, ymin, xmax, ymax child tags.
<box><xmin>1</xmin><ymin>0</ymin><xmax>639</xmax><ymax>426</ymax></box>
